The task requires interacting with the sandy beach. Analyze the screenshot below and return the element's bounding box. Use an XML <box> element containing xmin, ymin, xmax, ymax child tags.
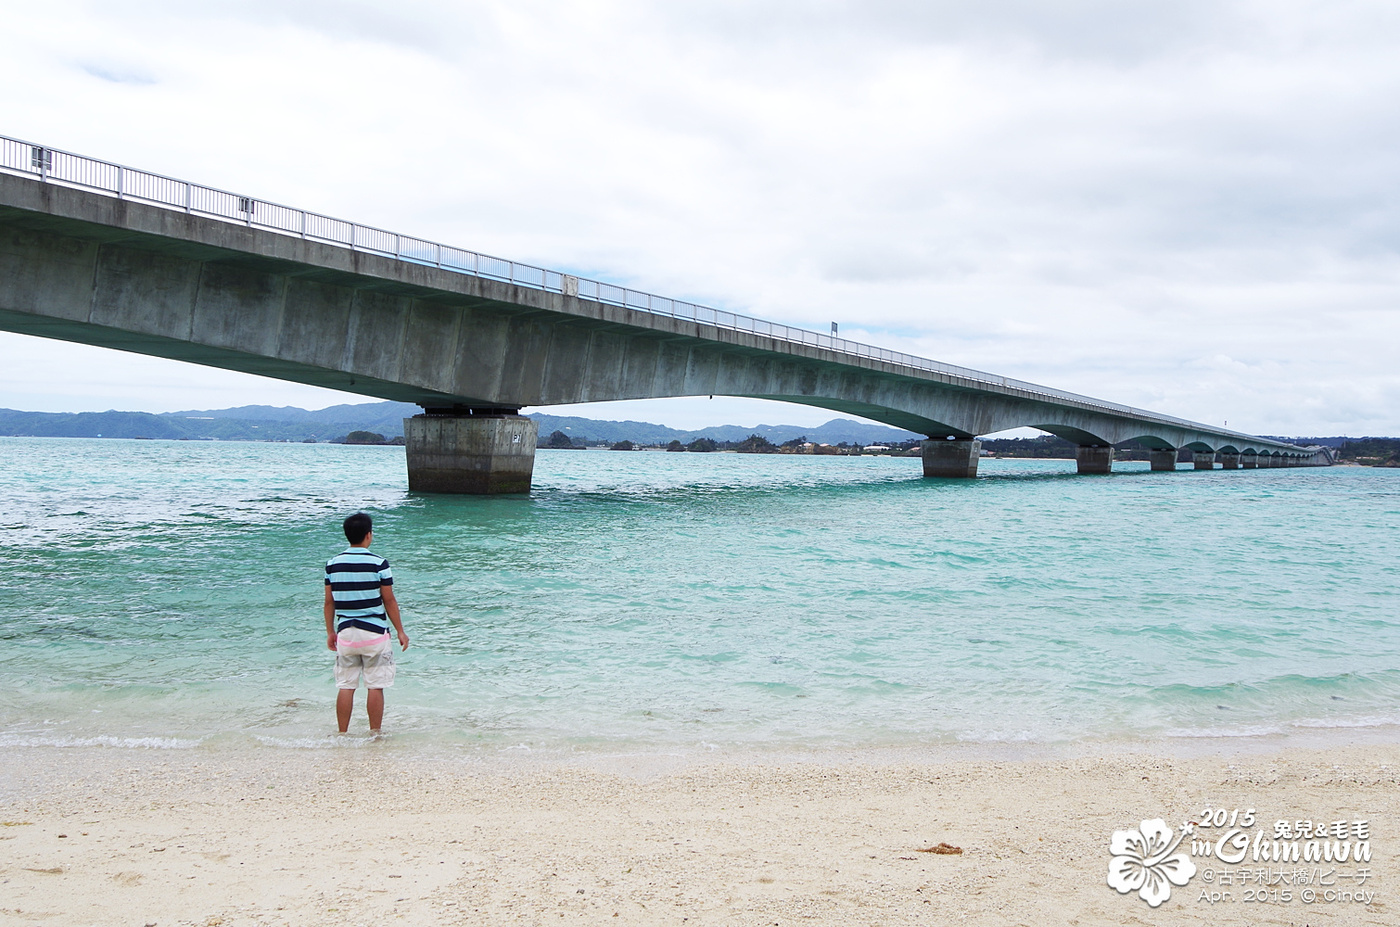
<box><xmin>2</xmin><ymin>740</ymin><xmax>1396</xmax><ymax>926</ymax></box>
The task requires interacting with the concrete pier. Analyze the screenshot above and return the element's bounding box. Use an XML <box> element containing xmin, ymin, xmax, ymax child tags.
<box><xmin>1193</xmin><ymin>452</ymin><xmax>1216</xmax><ymax>470</ymax></box>
<box><xmin>1242</xmin><ymin>454</ymin><xmax>1257</xmax><ymax>469</ymax></box>
<box><xmin>1149</xmin><ymin>449</ymin><xmax>1177</xmax><ymax>471</ymax></box>
<box><xmin>922</xmin><ymin>439</ymin><xmax>981</xmax><ymax>478</ymax></box>
<box><xmin>404</xmin><ymin>413</ymin><xmax>539</xmax><ymax>494</ymax></box>
<box><xmin>1219</xmin><ymin>453</ymin><xmax>1241</xmax><ymax>469</ymax></box>
<box><xmin>1076</xmin><ymin>446</ymin><xmax>1113</xmax><ymax>474</ymax></box>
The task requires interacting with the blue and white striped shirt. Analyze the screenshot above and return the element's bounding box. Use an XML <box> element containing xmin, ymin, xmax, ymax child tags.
<box><xmin>325</xmin><ymin>547</ymin><xmax>393</xmax><ymax>633</ymax></box>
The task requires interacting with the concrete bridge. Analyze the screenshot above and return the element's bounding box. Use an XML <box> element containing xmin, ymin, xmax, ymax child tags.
<box><xmin>0</xmin><ymin>137</ymin><xmax>1331</xmax><ymax>492</ymax></box>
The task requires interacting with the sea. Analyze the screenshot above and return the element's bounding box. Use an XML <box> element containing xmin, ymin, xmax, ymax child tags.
<box><xmin>2</xmin><ymin>437</ymin><xmax>1398</xmax><ymax>760</ymax></box>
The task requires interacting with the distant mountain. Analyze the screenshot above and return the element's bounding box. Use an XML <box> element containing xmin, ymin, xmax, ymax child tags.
<box><xmin>699</xmin><ymin>420</ymin><xmax>920</xmax><ymax>446</ymax></box>
<box><xmin>0</xmin><ymin>402</ymin><xmax>419</xmax><ymax>443</ymax></box>
<box><xmin>526</xmin><ymin>413</ymin><xmax>921</xmax><ymax>446</ymax></box>
<box><xmin>0</xmin><ymin>401</ymin><xmax>922</xmax><ymax>446</ymax></box>
<box><xmin>1</xmin><ymin>402</ymin><xmax>1387</xmax><ymax>448</ymax></box>
<box><xmin>167</xmin><ymin>402</ymin><xmax>420</xmax><ymax>430</ymax></box>
<box><xmin>0</xmin><ymin>409</ymin><xmax>192</xmax><ymax>440</ymax></box>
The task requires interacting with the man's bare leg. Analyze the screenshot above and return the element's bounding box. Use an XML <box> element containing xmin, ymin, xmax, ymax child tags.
<box><xmin>367</xmin><ymin>688</ymin><xmax>385</xmax><ymax>732</ymax></box>
<box><xmin>337</xmin><ymin>689</ymin><xmax>355</xmax><ymax>733</ymax></box>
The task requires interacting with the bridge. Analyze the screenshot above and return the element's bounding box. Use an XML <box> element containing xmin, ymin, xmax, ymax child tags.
<box><xmin>0</xmin><ymin>136</ymin><xmax>1331</xmax><ymax>492</ymax></box>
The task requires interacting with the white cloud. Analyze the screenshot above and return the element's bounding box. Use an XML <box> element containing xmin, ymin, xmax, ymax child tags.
<box><xmin>1</xmin><ymin>0</ymin><xmax>1397</xmax><ymax>434</ymax></box>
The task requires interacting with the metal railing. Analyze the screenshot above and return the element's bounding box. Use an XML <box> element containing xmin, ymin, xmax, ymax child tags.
<box><xmin>0</xmin><ymin>133</ymin><xmax>1296</xmax><ymax>447</ymax></box>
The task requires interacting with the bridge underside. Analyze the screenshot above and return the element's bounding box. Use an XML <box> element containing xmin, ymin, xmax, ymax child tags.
<box><xmin>0</xmin><ymin>173</ymin><xmax>1327</xmax><ymax>491</ymax></box>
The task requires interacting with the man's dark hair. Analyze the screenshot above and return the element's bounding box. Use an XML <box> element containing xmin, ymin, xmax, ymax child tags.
<box><xmin>343</xmin><ymin>512</ymin><xmax>373</xmax><ymax>545</ymax></box>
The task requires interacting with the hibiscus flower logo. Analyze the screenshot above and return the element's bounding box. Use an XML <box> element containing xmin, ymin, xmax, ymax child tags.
<box><xmin>1107</xmin><ymin>818</ymin><xmax>1197</xmax><ymax>907</ymax></box>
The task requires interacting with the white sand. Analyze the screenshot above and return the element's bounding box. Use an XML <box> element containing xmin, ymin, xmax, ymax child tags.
<box><xmin>2</xmin><ymin>742</ymin><xmax>1396</xmax><ymax>926</ymax></box>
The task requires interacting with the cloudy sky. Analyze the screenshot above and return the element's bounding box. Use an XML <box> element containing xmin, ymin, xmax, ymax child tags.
<box><xmin>3</xmin><ymin>0</ymin><xmax>1397</xmax><ymax>434</ymax></box>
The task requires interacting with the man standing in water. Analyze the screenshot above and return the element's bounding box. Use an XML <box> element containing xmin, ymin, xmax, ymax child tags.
<box><xmin>324</xmin><ymin>512</ymin><xmax>410</xmax><ymax>733</ymax></box>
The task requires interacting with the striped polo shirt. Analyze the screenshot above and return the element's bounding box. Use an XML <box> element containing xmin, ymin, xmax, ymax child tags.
<box><xmin>326</xmin><ymin>547</ymin><xmax>394</xmax><ymax>633</ymax></box>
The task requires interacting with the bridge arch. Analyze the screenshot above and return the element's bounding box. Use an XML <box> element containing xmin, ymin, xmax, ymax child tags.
<box><xmin>1027</xmin><ymin>424</ymin><xmax>1114</xmax><ymax>447</ymax></box>
<box><xmin>1121</xmin><ymin>434</ymin><xmax>1178</xmax><ymax>451</ymax></box>
<box><xmin>734</xmin><ymin>393</ymin><xmax>970</xmax><ymax>439</ymax></box>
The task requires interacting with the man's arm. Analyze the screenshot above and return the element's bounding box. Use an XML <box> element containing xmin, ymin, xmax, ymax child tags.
<box><xmin>382</xmin><ymin>585</ymin><xmax>409</xmax><ymax>651</ymax></box>
<box><xmin>324</xmin><ymin>584</ymin><xmax>338</xmax><ymax>651</ymax></box>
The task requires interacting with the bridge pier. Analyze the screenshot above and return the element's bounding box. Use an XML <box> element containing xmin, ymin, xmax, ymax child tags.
<box><xmin>1219</xmin><ymin>453</ymin><xmax>1240</xmax><ymax>469</ymax></box>
<box><xmin>1193</xmin><ymin>452</ymin><xmax>1216</xmax><ymax>470</ymax></box>
<box><xmin>1148</xmin><ymin>449</ymin><xmax>1177</xmax><ymax>471</ymax></box>
<box><xmin>1242</xmin><ymin>454</ymin><xmax>1257</xmax><ymax>469</ymax></box>
<box><xmin>1075</xmin><ymin>446</ymin><xmax>1113</xmax><ymax>474</ymax></box>
<box><xmin>404</xmin><ymin>410</ymin><xmax>539</xmax><ymax>494</ymax></box>
<box><xmin>922</xmin><ymin>439</ymin><xmax>981</xmax><ymax>478</ymax></box>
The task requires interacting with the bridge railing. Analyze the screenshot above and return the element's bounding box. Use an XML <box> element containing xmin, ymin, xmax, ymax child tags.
<box><xmin>1</xmin><ymin>133</ymin><xmax>1281</xmax><ymax>442</ymax></box>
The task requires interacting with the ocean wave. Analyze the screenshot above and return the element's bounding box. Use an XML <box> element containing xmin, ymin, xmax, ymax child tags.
<box><xmin>0</xmin><ymin>733</ymin><xmax>203</xmax><ymax>749</ymax></box>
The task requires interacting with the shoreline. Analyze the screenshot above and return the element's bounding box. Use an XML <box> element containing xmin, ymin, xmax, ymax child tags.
<box><xmin>7</xmin><ymin>717</ymin><xmax>1400</xmax><ymax>780</ymax></box>
<box><xmin>3</xmin><ymin>737</ymin><xmax>1395</xmax><ymax>925</ymax></box>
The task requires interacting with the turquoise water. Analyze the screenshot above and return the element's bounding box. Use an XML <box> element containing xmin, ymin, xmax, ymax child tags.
<box><xmin>1</xmin><ymin>437</ymin><xmax>1398</xmax><ymax>755</ymax></box>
